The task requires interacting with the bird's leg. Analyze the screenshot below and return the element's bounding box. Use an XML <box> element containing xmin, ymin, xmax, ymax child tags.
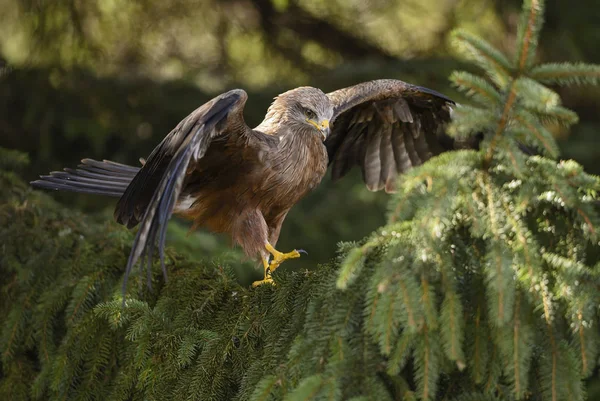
<box><xmin>265</xmin><ymin>243</ymin><xmax>304</xmax><ymax>273</ymax></box>
<box><xmin>251</xmin><ymin>256</ymin><xmax>273</xmax><ymax>287</ymax></box>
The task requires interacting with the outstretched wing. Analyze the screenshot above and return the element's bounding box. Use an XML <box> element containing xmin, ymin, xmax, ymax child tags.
<box><xmin>115</xmin><ymin>89</ymin><xmax>249</xmax><ymax>292</ymax></box>
<box><xmin>325</xmin><ymin>79</ymin><xmax>479</xmax><ymax>192</ymax></box>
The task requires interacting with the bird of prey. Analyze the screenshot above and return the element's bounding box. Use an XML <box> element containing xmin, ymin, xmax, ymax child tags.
<box><xmin>31</xmin><ymin>79</ymin><xmax>478</xmax><ymax>288</ymax></box>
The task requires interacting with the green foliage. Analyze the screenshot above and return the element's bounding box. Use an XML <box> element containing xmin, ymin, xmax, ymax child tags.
<box><xmin>2</xmin><ymin>1</ymin><xmax>600</xmax><ymax>400</ymax></box>
<box><xmin>0</xmin><ymin>0</ymin><xmax>503</xmax><ymax>89</ymax></box>
<box><xmin>529</xmin><ymin>63</ymin><xmax>600</xmax><ymax>86</ymax></box>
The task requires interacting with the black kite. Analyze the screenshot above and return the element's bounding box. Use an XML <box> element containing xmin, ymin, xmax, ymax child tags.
<box><xmin>31</xmin><ymin>79</ymin><xmax>478</xmax><ymax>288</ymax></box>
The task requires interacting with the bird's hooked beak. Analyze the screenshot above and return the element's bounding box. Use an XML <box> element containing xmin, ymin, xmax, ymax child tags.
<box><xmin>307</xmin><ymin>118</ymin><xmax>330</xmax><ymax>141</ymax></box>
<box><xmin>319</xmin><ymin>119</ymin><xmax>330</xmax><ymax>140</ymax></box>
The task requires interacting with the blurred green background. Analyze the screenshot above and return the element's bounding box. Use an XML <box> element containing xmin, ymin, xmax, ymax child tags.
<box><xmin>0</xmin><ymin>0</ymin><xmax>599</xmax><ymax>286</ymax></box>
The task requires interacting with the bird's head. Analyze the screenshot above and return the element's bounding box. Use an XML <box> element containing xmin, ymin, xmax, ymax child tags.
<box><xmin>261</xmin><ymin>87</ymin><xmax>332</xmax><ymax>141</ymax></box>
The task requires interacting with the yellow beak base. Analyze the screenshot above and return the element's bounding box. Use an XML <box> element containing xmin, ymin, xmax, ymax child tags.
<box><xmin>307</xmin><ymin>119</ymin><xmax>330</xmax><ymax>140</ymax></box>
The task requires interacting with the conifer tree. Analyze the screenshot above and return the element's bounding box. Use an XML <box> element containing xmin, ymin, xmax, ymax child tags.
<box><xmin>2</xmin><ymin>0</ymin><xmax>600</xmax><ymax>400</ymax></box>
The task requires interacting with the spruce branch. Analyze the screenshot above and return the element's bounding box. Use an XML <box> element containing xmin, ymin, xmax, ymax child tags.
<box><xmin>440</xmin><ymin>289</ymin><xmax>466</xmax><ymax>369</ymax></box>
<box><xmin>510</xmin><ymin>112</ymin><xmax>559</xmax><ymax>157</ymax></box>
<box><xmin>515</xmin><ymin>0</ymin><xmax>544</xmax><ymax>72</ymax></box>
<box><xmin>529</xmin><ymin>63</ymin><xmax>600</xmax><ymax>86</ymax></box>
<box><xmin>450</xmin><ymin>30</ymin><xmax>512</xmax><ymax>87</ymax></box>
<box><xmin>449</xmin><ymin>0</ymin><xmax>599</xmax><ymax>167</ymax></box>
<box><xmin>450</xmin><ymin>71</ymin><xmax>502</xmax><ymax>106</ymax></box>
<box><xmin>387</xmin><ymin>331</ymin><xmax>415</xmax><ymax>376</ymax></box>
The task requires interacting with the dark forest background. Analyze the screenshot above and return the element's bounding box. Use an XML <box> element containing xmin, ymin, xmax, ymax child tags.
<box><xmin>1</xmin><ymin>0</ymin><xmax>599</xmax><ymax>321</ymax></box>
<box><xmin>1</xmin><ymin>0</ymin><xmax>600</xmax><ymax>398</ymax></box>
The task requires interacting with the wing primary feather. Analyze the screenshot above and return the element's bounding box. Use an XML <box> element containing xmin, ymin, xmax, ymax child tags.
<box><xmin>147</xmin><ymin>241</ymin><xmax>154</xmax><ymax>291</ymax></box>
<box><xmin>331</xmin><ymin>122</ymin><xmax>365</xmax><ymax>181</ymax></box>
<box><xmin>402</xmin><ymin>119</ymin><xmax>422</xmax><ymax>166</ymax></box>
<box><xmin>379</xmin><ymin>122</ymin><xmax>397</xmax><ymax>193</ymax></box>
<box><xmin>363</xmin><ymin>119</ymin><xmax>382</xmax><ymax>191</ymax></box>
<box><xmin>122</xmin><ymin>126</ymin><xmax>201</xmax><ymax>298</ymax></box>
<box><xmin>121</xmin><ymin>92</ymin><xmax>241</xmax><ymax>300</ymax></box>
<box><xmin>393</xmin><ymin>98</ymin><xmax>414</xmax><ymax>123</ymax></box>
<box><xmin>411</xmin><ymin>115</ymin><xmax>433</xmax><ymax>161</ymax></box>
<box><xmin>139</xmin><ymin>242</ymin><xmax>147</xmax><ymax>292</ymax></box>
<box><xmin>157</xmin><ymin>137</ymin><xmax>196</xmax><ymax>279</ymax></box>
<box><xmin>392</xmin><ymin>124</ymin><xmax>412</xmax><ymax>173</ymax></box>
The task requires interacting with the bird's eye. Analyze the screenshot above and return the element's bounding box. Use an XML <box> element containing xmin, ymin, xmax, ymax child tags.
<box><xmin>304</xmin><ymin>109</ymin><xmax>317</xmax><ymax>120</ymax></box>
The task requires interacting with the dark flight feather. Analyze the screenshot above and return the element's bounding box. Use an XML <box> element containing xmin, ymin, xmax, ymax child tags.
<box><xmin>325</xmin><ymin>79</ymin><xmax>480</xmax><ymax>192</ymax></box>
<box><xmin>31</xmin><ymin>159</ymin><xmax>139</xmax><ymax>197</ymax></box>
<box><xmin>116</xmin><ymin>89</ymin><xmax>249</xmax><ymax>293</ymax></box>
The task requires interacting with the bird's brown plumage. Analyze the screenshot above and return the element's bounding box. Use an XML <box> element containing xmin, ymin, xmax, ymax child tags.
<box><xmin>30</xmin><ymin>79</ymin><xmax>480</xmax><ymax>289</ymax></box>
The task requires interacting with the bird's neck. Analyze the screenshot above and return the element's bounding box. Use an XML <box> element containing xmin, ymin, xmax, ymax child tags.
<box><xmin>254</xmin><ymin>100</ymin><xmax>296</xmax><ymax>135</ymax></box>
<box><xmin>254</xmin><ymin>110</ymin><xmax>291</xmax><ymax>135</ymax></box>
<box><xmin>254</xmin><ymin>117</ymin><xmax>280</xmax><ymax>135</ymax></box>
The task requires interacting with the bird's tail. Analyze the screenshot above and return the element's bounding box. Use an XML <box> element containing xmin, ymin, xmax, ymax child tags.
<box><xmin>30</xmin><ymin>159</ymin><xmax>141</xmax><ymax>197</ymax></box>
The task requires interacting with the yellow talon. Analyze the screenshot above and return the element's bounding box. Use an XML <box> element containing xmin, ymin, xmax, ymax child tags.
<box><xmin>251</xmin><ymin>275</ymin><xmax>274</xmax><ymax>287</ymax></box>
<box><xmin>265</xmin><ymin>243</ymin><xmax>302</xmax><ymax>273</ymax></box>
<box><xmin>251</xmin><ymin>243</ymin><xmax>304</xmax><ymax>287</ymax></box>
<box><xmin>252</xmin><ymin>256</ymin><xmax>273</xmax><ymax>287</ymax></box>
